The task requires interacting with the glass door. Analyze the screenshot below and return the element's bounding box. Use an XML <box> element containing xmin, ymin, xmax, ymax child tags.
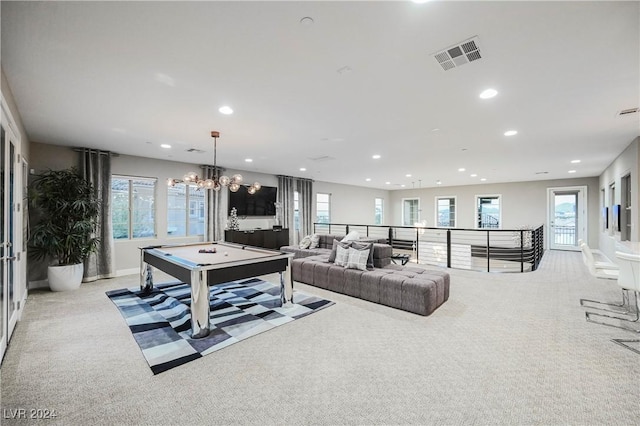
<box><xmin>548</xmin><ymin>187</ymin><xmax>587</xmax><ymax>251</ymax></box>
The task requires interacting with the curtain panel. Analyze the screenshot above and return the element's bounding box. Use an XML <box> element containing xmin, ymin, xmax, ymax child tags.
<box><xmin>297</xmin><ymin>178</ymin><xmax>314</xmax><ymax>239</ymax></box>
<box><xmin>78</xmin><ymin>148</ymin><xmax>116</xmax><ymax>282</ymax></box>
<box><xmin>202</xmin><ymin>165</ymin><xmax>225</xmax><ymax>241</ymax></box>
<box><xmin>277</xmin><ymin>175</ymin><xmax>295</xmax><ymax>245</ymax></box>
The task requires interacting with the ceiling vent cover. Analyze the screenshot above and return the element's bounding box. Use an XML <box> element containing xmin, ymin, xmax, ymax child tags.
<box><xmin>308</xmin><ymin>155</ymin><xmax>335</xmax><ymax>162</ymax></box>
<box><xmin>618</xmin><ymin>108</ymin><xmax>639</xmax><ymax>116</ymax></box>
<box><xmin>433</xmin><ymin>36</ymin><xmax>482</xmax><ymax>71</ymax></box>
<box><xmin>186</xmin><ymin>148</ymin><xmax>206</xmax><ymax>153</ymax></box>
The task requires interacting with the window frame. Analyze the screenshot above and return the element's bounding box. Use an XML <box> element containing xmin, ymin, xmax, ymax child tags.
<box><xmin>374</xmin><ymin>197</ymin><xmax>384</xmax><ymax>225</ymax></box>
<box><xmin>111</xmin><ymin>175</ymin><xmax>157</xmax><ymax>240</ymax></box>
<box><xmin>316</xmin><ymin>192</ymin><xmax>331</xmax><ymax>224</ymax></box>
<box><xmin>435</xmin><ymin>196</ymin><xmax>456</xmax><ymax>228</ymax></box>
<box><xmin>475</xmin><ymin>194</ymin><xmax>501</xmax><ymax>229</ymax></box>
<box><xmin>167</xmin><ymin>182</ymin><xmax>205</xmax><ymax>238</ymax></box>
<box><xmin>401</xmin><ymin>198</ymin><xmax>420</xmax><ymax>226</ymax></box>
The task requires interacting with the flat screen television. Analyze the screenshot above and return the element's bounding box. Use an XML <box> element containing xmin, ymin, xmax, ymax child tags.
<box><xmin>228</xmin><ymin>185</ymin><xmax>277</xmax><ymax>216</ymax></box>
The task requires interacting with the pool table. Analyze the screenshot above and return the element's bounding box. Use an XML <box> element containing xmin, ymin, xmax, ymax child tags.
<box><xmin>139</xmin><ymin>242</ymin><xmax>294</xmax><ymax>339</ymax></box>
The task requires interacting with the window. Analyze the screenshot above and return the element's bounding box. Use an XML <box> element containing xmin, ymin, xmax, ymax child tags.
<box><xmin>316</xmin><ymin>193</ymin><xmax>330</xmax><ymax>224</ymax></box>
<box><xmin>476</xmin><ymin>195</ymin><xmax>501</xmax><ymax>229</ymax></box>
<box><xmin>609</xmin><ymin>182</ymin><xmax>616</xmax><ymax>235</ymax></box>
<box><xmin>374</xmin><ymin>198</ymin><xmax>384</xmax><ymax>225</ymax></box>
<box><xmin>293</xmin><ymin>191</ymin><xmax>300</xmax><ymax>231</ymax></box>
<box><xmin>402</xmin><ymin>198</ymin><xmax>420</xmax><ymax>226</ymax></box>
<box><xmin>167</xmin><ymin>184</ymin><xmax>205</xmax><ymax>237</ymax></box>
<box><xmin>112</xmin><ymin>176</ymin><xmax>156</xmax><ymax>239</ymax></box>
<box><xmin>436</xmin><ymin>196</ymin><xmax>456</xmax><ymax>227</ymax></box>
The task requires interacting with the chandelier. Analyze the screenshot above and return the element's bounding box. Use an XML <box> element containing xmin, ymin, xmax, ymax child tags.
<box><xmin>167</xmin><ymin>131</ymin><xmax>261</xmax><ymax>193</ymax></box>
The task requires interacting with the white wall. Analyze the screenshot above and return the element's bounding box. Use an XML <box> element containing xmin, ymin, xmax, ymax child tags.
<box><xmin>388</xmin><ymin>177</ymin><xmax>601</xmax><ymax>249</ymax></box>
<box><xmin>313</xmin><ymin>181</ymin><xmax>391</xmax><ymax>226</ymax></box>
<box><xmin>598</xmin><ymin>137</ymin><xmax>639</xmax><ymax>260</ymax></box>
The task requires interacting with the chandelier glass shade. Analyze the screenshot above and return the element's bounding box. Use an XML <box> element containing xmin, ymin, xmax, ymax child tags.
<box><xmin>167</xmin><ymin>131</ymin><xmax>261</xmax><ymax>193</ymax></box>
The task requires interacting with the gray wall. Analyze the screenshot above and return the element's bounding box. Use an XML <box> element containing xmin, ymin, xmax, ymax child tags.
<box><xmin>313</xmin><ymin>181</ymin><xmax>390</xmax><ymax>226</ymax></box>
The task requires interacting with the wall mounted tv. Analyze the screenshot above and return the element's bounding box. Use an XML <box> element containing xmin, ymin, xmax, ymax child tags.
<box><xmin>228</xmin><ymin>185</ymin><xmax>277</xmax><ymax>216</ymax></box>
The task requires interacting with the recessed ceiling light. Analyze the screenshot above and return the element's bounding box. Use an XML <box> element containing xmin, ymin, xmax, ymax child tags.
<box><xmin>160</xmin><ymin>144</ymin><xmax>171</xmax><ymax>149</ymax></box>
<box><xmin>385</xmin><ymin>181</ymin><xmax>391</xmax><ymax>185</ymax></box>
<box><xmin>568</xmin><ymin>170</ymin><xmax>577</xmax><ymax>174</ymax></box>
<box><xmin>300</xmin><ymin>167</ymin><xmax>307</xmax><ymax>172</ymax></box>
<box><xmin>479</xmin><ymin>88</ymin><xmax>498</xmax><ymax>99</ymax></box>
<box><xmin>245</xmin><ymin>158</ymin><xmax>253</xmax><ymax>163</ymax></box>
<box><xmin>571</xmin><ymin>159</ymin><xmax>581</xmax><ymax>164</ymax></box>
<box><xmin>365</xmin><ymin>178</ymin><xmax>371</xmax><ymax>182</ymax></box>
<box><xmin>504</xmin><ymin>130</ymin><xmax>518</xmax><ymax>136</ymax></box>
<box><xmin>470</xmin><ymin>174</ymin><xmax>477</xmax><ymax>177</ymax></box>
<box><xmin>458</xmin><ymin>168</ymin><xmax>466</xmax><ymax>172</ymax></box>
<box><xmin>401</xmin><ymin>184</ymin><xmax>406</xmax><ymax>188</ymax></box>
<box><xmin>372</xmin><ymin>154</ymin><xmax>381</xmax><ymax>159</ymax></box>
<box><xmin>219</xmin><ymin>106</ymin><xmax>233</xmax><ymax>115</ymax></box>
<box><xmin>480</xmin><ymin>178</ymin><xmax>487</xmax><ymax>181</ymax></box>
<box><xmin>436</xmin><ymin>180</ymin><xmax>442</xmax><ymax>185</ymax></box>
<box><xmin>406</xmin><ymin>174</ymin><xmax>412</xmax><ymax>178</ymax></box>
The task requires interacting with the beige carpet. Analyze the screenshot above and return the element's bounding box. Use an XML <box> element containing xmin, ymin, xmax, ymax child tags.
<box><xmin>1</xmin><ymin>250</ymin><xmax>639</xmax><ymax>425</ymax></box>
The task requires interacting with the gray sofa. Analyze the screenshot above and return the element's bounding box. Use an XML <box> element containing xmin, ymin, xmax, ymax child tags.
<box><xmin>290</xmin><ymin>242</ymin><xmax>450</xmax><ymax>316</ymax></box>
<box><xmin>281</xmin><ymin>234</ymin><xmax>387</xmax><ymax>265</ymax></box>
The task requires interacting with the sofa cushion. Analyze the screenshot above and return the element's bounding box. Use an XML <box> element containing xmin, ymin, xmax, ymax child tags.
<box><xmin>299</xmin><ymin>235</ymin><xmax>312</xmax><ymax>249</ymax></box>
<box><xmin>328</xmin><ymin>239</ymin><xmax>351</xmax><ymax>263</ymax></box>
<box><xmin>334</xmin><ymin>244</ymin><xmax>350</xmax><ymax>267</ymax></box>
<box><xmin>351</xmin><ymin>241</ymin><xmax>374</xmax><ymax>269</ymax></box>
<box><xmin>346</xmin><ymin>246</ymin><xmax>370</xmax><ymax>271</ymax></box>
<box><xmin>341</xmin><ymin>230</ymin><xmax>360</xmax><ymax>242</ymax></box>
<box><xmin>309</xmin><ymin>233</ymin><xmax>320</xmax><ymax>249</ymax></box>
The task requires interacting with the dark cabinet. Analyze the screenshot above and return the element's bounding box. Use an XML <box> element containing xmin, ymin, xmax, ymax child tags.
<box><xmin>224</xmin><ymin>229</ymin><xmax>289</xmax><ymax>250</ymax></box>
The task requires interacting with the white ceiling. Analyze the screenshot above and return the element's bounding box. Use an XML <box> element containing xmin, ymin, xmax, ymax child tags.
<box><xmin>2</xmin><ymin>1</ymin><xmax>639</xmax><ymax>190</ymax></box>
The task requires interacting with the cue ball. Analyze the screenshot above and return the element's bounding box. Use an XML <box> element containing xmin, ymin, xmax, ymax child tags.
<box><xmin>224</xmin><ymin>252</ymin><xmax>228</xmax><ymax>256</ymax></box>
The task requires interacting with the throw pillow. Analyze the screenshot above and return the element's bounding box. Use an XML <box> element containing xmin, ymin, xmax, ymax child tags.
<box><xmin>346</xmin><ymin>246</ymin><xmax>369</xmax><ymax>271</ymax></box>
<box><xmin>341</xmin><ymin>230</ymin><xmax>360</xmax><ymax>242</ymax></box>
<box><xmin>309</xmin><ymin>233</ymin><xmax>321</xmax><ymax>249</ymax></box>
<box><xmin>328</xmin><ymin>239</ymin><xmax>352</xmax><ymax>263</ymax></box>
<box><xmin>334</xmin><ymin>245</ymin><xmax>350</xmax><ymax>267</ymax></box>
<box><xmin>351</xmin><ymin>241</ymin><xmax>374</xmax><ymax>269</ymax></box>
<box><xmin>299</xmin><ymin>235</ymin><xmax>312</xmax><ymax>249</ymax></box>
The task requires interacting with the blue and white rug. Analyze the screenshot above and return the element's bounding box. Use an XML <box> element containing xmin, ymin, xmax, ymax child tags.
<box><xmin>106</xmin><ymin>278</ymin><xmax>334</xmax><ymax>374</ymax></box>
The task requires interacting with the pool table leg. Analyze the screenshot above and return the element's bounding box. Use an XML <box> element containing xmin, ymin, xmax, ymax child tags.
<box><xmin>140</xmin><ymin>252</ymin><xmax>154</xmax><ymax>294</ymax></box>
<box><xmin>280</xmin><ymin>258</ymin><xmax>294</xmax><ymax>305</ymax></box>
<box><xmin>190</xmin><ymin>270</ymin><xmax>211</xmax><ymax>339</ymax></box>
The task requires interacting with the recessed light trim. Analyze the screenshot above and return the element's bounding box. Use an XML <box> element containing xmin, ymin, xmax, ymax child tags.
<box><xmin>365</xmin><ymin>178</ymin><xmax>371</xmax><ymax>182</ymax></box>
<box><xmin>406</xmin><ymin>174</ymin><xmax>412</xmax><ymax>178</ymax></box>
<box><xmin>372</xmin><ymin>154</ymin><xmax>381</xmax><ymax>159</ymax></box>
<box><xmin>504</xmin><ymin>130</ymin><xmax>518</xmax><ymax>136</ymax></box>
<box><xmin>480</xmin><ymin>178</ymin><xmax>487</xmax><ymax>181</ymax></box>
<box><xmin>470</xmin><ymin>174</ymin><xmax>477</xmax><ymax>177</ymax></box>
<box><xmin>218</xmin><ymin>106</ymin><xmax>233</xmax><ymax>115</ymax></box>
<box><xmin>300</xmin><ymin>167</ymin><xmax>307</xmax><ymax>172</ymax></box>
<box><xmin>160</xmin><ymin>144</ymin><xmax>171</xmax><ymax>149</ymax></box>
<box><xmin>568</xmin><ymin>170</ymin><xmax>577</xmax><ymax>174</ymax></box>
<box><xmin>479</xmin><ymin>88</ymin><xmax>498</xmax><ymax>99</ymax></box>
<box><xmin>436</xmin><ymin>180</ymin><xmax>442</xmax><ymax>185</ymax></box>
<box><xmin>571</xmin><ymin>159</ymin><xmax>581</xmax><ymax>164</ymax></box>
<box><xmin>458</xmin><ymin>168</ymin><xmax>466</xmax><ymax>172</ymax></box>
<box><xmin>385</xmin><ymin>181</ymin><xmax>391</xmax><ymax>185</ymax></box>
<box><xmin>245</xmin><ymin>158</ymin><xmax>253</xmax><ymax>163</ymax></box>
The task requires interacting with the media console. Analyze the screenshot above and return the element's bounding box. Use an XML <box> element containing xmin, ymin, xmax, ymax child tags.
<box><xmin>224</xmin><ymin>228</ymin><xmax>289</xmax><ymax>250</ymax></box>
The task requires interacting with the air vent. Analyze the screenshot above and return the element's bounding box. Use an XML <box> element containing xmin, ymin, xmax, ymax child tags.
<box><xmin>618</xmin><ymin>108</ymin><xmax>639</xmax><ymax>116</ymax></box>
<box><xmin>186</xmin><ymin>148</ymin><xmax>206</xmax><ymax>153</ymax></box>
<box><xmin>433</xmin><ymin>36</ymin><xmax>482</xmax><ymax>71</ymax></box>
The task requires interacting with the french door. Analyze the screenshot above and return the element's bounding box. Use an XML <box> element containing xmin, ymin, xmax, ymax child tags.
<box><xmin>548</xmin><ymin>186</ymin><xmax>587</xmax><ymax>251</ymax></box>
<box><xmin>1</xmin><ymin>104</ymin><xmax>21</xmax><ymax>362</ymax></box>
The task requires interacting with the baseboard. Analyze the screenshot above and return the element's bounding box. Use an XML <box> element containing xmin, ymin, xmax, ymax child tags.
<box><xmin>116</xmin><ymin>268</ymin><xmax>139</xmax><ymax>277</ymax></box>
<box><xmin>28</xmin><ymin>279</ymin><xmax>49</xmax><ymax>290</ymax></box>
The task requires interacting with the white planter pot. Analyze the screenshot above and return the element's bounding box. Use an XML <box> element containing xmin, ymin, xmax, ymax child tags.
<box><xmin>48</xmin><ymin>263</ymin><xmax>84</xmax><ymax>292</ymax></box>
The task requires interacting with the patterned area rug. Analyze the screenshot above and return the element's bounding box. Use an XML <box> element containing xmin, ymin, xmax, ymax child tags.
<box><xmin>106</xmin><ymin>278</ymin><xmax>334</xmax><ymax>374</ymax></box>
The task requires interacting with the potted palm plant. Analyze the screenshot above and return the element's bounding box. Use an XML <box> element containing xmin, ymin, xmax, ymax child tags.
<box><xmin>28</xmin><ymin>167</ymin><xmax>100</xmax><ymax>291</ymax></box>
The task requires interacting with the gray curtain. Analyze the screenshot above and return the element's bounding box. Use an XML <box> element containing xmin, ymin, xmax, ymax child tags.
<box><xmin>297</xmin><ymin>178</ymin><xmax>314</xmax><ymax>238</ymax></box>
<box><xmin>78</xmin><ymin>148</ymin><xmax>115</xmax><ymax>282</ymax></box>
<box><xmin>277</xmin><ymin>175</ymin><xmax>295</xmax><ymax>244</ymax></box>
<box><xmin>202</xmin><ymin>165</ymin><xmax>225</xmax><ymax>241</ymax></box>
